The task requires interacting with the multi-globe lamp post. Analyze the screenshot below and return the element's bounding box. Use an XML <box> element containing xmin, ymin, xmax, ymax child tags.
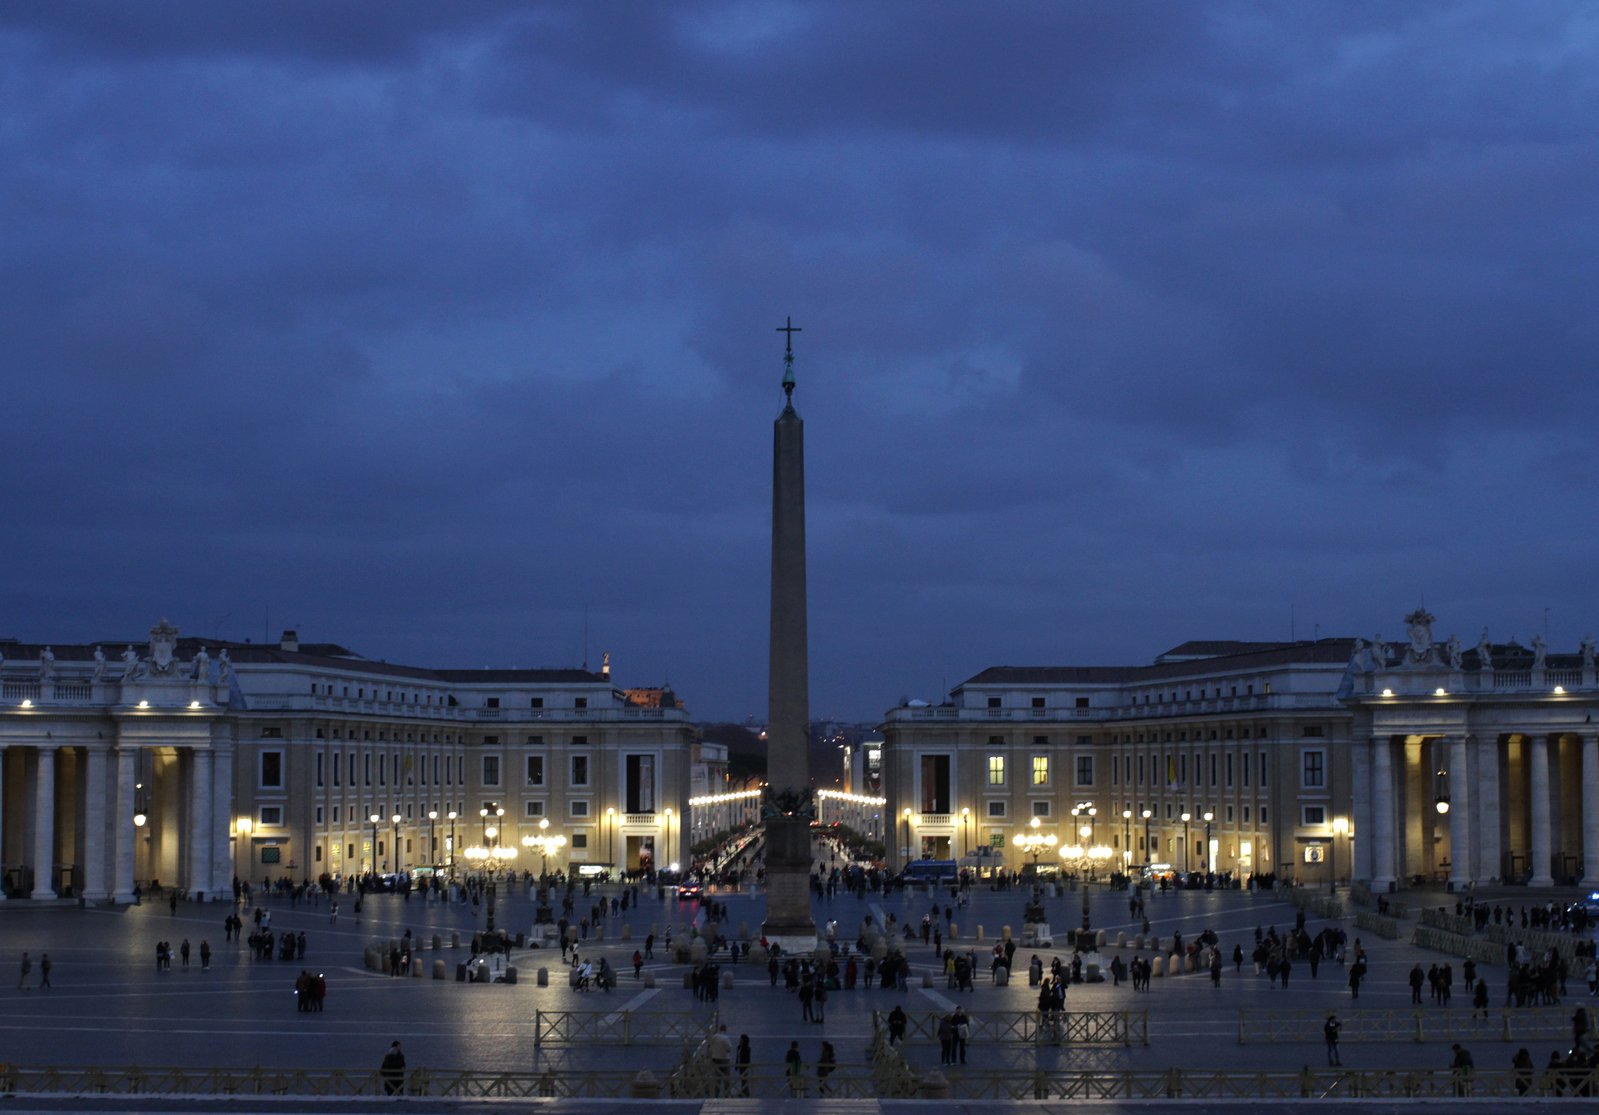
<box><xmin>1012</xmin><ymin>815</ymin><xmax>1057</xmax><ymax>873</ymax></box>
<box><xmin>391</xmin><ymin>813</ymin><xmax>403</xmax><ymax>874</ymax></box>
<box><xmin>463</xmin><ymin>803</ymin><xmax>516</xmax><ymax>934</ymax></box>
<box><xmin>427</xmin><ymin>810</ymin><xmax>438</xmax><ymax>871</ymax></box>
<box><xmin>369</xmin><ymin>813</ymin><xmax>381</xmax><ymax>874</ymax></box>
<box><xmin>521</xmin><ymin>817</ymin><xmax>566</xmax><ymax>924</ymax></box>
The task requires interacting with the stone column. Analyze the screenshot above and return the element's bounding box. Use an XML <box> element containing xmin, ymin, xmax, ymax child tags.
<box><xmin>31</xmin><ymin>747</ymin><xmax>57</xmax><ymax>899</ymax></box>
<box><xmin>1581</xmin><ymin>733</ymin><xmax>1599</xmax><ymax>888</ymax></box>
<box><xmin>211</xmin><ymin>745</ymin><xmax>235</xmax><ymax>894</ymax></box>
<box><xmin>1348</xmin><ymin>734</ymin><xmax>1372</xmax><ymax>883</ymax></box>
<box><xmin>1528</xmin><ymin>735</ymin><xmax>1554</xmax><ymax>887</ymax></box>
<box><xmin>1476</xmin><ymin>735</ymin><xmax>1502</xmax><ymax>883</ymax></box>
<box><xmin>1447</xmin><ymin>736</ymin><xmax>1471</xmax><ymax>891</ymax></box>
<box><xmin>112</xmin><ymin>748</ymin><xmax>136</xmax><ymax>903</ymax></box>
<box><xmin>0</xmin><ymin>745</ymin><xmax>7</xmax><ymax>901</ymax></box>
<box><xmin>1371</xmin><ymin>736</ymin><xmax>1397</xmax><ymax>892</ymax></box>
<box><xmin>82</xmin><ymin>746</ymin><xmax>109</xmax><ymax>901</ymax></box>
<box><xmin>188</xmin><ymin>748</ymin><xmax>215</xmax><ymax>898</ymax></box>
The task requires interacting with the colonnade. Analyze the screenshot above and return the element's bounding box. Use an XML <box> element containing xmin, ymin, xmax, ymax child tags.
<box><xmin>0</xmin><ymin>742</ymin><xmax>234</xmax><ymax>902</ymax></box>
<box><xmin>1351</xmin><ymin>730</ymin><xmax>1599</xmax><ymax>891</ymax></box>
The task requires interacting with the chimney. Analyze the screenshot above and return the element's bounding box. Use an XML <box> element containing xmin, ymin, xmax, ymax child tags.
<box><xmin>280</xmin><ymin>629</ymin><xmax>300</xmax><ymax>652</ymax></box>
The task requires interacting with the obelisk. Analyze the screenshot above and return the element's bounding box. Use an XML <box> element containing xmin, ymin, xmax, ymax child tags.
<box><xmin>761</xmin><ymin>316</ymin><xmax>817</xmax><ymax>945</ymax></box>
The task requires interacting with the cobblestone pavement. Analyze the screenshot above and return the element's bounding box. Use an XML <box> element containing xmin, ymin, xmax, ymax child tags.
<box><xmin>0</xmin><ymin>876</ymin><xmax>1593</xmax><ymax>1089</ymax></box>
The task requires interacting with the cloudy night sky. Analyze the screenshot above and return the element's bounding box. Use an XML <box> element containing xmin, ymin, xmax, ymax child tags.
<box><xmin>4</xmin><ymin>3</ymin><xmax>1597</xmax><ymax>723</ymax></box>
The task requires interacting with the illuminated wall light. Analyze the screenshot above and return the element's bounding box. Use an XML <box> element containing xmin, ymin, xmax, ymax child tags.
<box><xmin>137</xmin><ymin>700</ymin><xmax>150</xmax><ymax>709</ymax></box>
<box><xmin>19</xmin><ymin>699</ymin><xmax>32</xmax><ymax>709</ymax></box>
<box><xmin>1554</xmin><ymin>686</ymin><xmax>1566</xmax><ymax>695</ymax></box>
<box><xmin>1380</xmin><ymin>689</ymin><xmax>1394</xmax><ymax>697</ymax></box>
<box><xmin>188</xmin><ymin>700</ymin><xmax>202</xmax><ymax>709</ymax></box>
<box><xmin>1434</xmin><ymin>688</ymin><xmax>1447</xmax><ymax>697</ymax></box>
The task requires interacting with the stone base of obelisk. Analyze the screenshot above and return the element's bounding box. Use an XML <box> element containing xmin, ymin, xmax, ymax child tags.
<box><xmin>761</xmin><ymin>815</ymin><xmax>817</xmax><ymax>946</ymax></box>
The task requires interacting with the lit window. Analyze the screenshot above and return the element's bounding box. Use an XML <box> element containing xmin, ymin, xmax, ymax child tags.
<box><xmin>1031</xmin><ymin>755</ymin><xmax>1049</xmax><ymax>786</ymax></box>
<box><xmin>987</xmin><ymin>756</ymin><xmax>1005</xmax><ymax>786</ymax></box>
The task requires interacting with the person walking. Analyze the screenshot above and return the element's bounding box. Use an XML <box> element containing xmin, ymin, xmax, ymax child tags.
<box><xmin>887</xmin><ymin>1004</ymin><xmax>907</xmax><ymax>1046</ymax></box>
<box><xmin>784</xmin><ymin>1040</ymin><xmax>804</xmax><ymax>1096</ymax></box>
<box><xmin>200</xmin><ymin>940</ymin><xmax>212</xmax><ymax>971</ymax></box>
<box><xmin>38</xmin><ymin>953</ymin><xmax>52</xmax><ymax>990</ymax></box>
<box><xmin>736</xmin><ymin>1034</ymin><xmax>752</xmax><ymax>1097</ymax></box>
<box><xmin>1449</xmin><ymin>1043</ymin><xmax>1474</xmax><ymax>1096</ymax></box>
<box><xmin>816</xmin><ymin>1041</ymin><xmax>836</xmax><ymax>1096</ymax></box>
<box><xmin>706</xmin><ymin>1024</ymin><xmax>733</xmax><ymax>1096</ymax></box>
<box><xmin>380</xmin><ymin>1040</ymin><xmax>406</xmax><ymax>1096</ymax></box>
<box><xmin>18</xmin><ymin>952</ymin><xmax>31</xmax><ymax>991</ymax></box>
<box><xmin>1323</xmin><ymin>1013</ymin><xmax>1342</xmax><ymax>1066</ymax></box>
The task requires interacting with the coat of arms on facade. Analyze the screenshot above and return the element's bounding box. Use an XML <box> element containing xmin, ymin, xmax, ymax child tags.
<box><xmin>1403</xmin><ymin>609</ymin><xmax>1436</xmax><ymax>666</ymax></box>
<box><xmin>146</xmin><ymin>619</ymin><xmax>180</xmax><ymax>676</ymax></box>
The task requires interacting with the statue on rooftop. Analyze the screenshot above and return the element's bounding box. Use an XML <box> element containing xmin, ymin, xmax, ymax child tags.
<box><xmin>1582</xmin><ymin>635</ymin><xmax>1595</xmax><ymax>671</ymax></box>
<box><xmin>1446</xmin><ymin>635</ymin><xmax>1463</xmax><ymax>672</ymax></box>
<box><xmin>1476</xmin><ymin>629</ymin><xmax>1493</xmax><ymax>671</ymax></box>
<box><xmin>1531</xmin><ymin>634</ymin><xmax>1547</xmax><ymax>671</ymax></box>
<box><xmin>92</xmin><ymin>645</ymin><xmax>107</xmax><ymax>680</ymax></box>
<box><xmin>38</xmin><ymin>646</ymin><xmax>55</xmax><ymax>679</ymax></box>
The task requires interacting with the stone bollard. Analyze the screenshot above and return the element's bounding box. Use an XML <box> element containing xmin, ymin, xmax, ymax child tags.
<box><xmin>919</xmin><ymin>1070</ymin><xmax>950</xmax><ymax>1099</ymax></box>
<box><xmin>432</xmin><ymin>934</ymin><xmax>442</xmax><ymax>951</ymax></box>
<box><xmin>721</xmin><ymin>970</ymin><xmax>734</xmax><ymax>989</ymax></box>
<box><xmin>622</xmin><ymin>925</ymin><xmax>631</xmax><ymax>940</ymax></box>
<box><xmin>451</xmin><ymin>931</ymin><xmax>461</xmax><ymax>949</ymax></box>
<box><xmin>629</xmin><ymin>1071</ymin><xmax>662</xmax><ymax>1099</ymax></box>
<box><xmin>1134</xmin><ymin>934</ymin><xmax>1144</xmax><ymax>949</ymax></box>
<box><xmin>643</xmin><ymin>971</ymin><xmax>656</xmax><ymax>989</ymax></box>
<box><xmin>1096</xmin><ymin>930</ymin><xmax>1106</xmax><ymax>949</ymax></box>
<box><xmin>1151</xmin><ymin>955</ymin><xmax>1165</xmax><ymax>977</ymax></box>
<box><xmin>505</xmin><ymin>966</ymin><xmax>518</xmax><ymax>984</ymax></box>
<box><xmin>949</xmin><ymin>922</ymin><xmax>958</xmax><ymax>940</ymax></box>
<box><xmin>1002</xmin><ymin>925</ymin><xmax>1012</xmax><ymax>940</ymax></box>
<box><xmin>432</xmin><ymin>959</ymin><xmax>447</xmax><ymax>980</ymax></box>
<box><xmin>994</xmin><ymin>965</ymin><xmax>1009</xmax><ymax>987</ymax></box>
<box><xmin>921</xmin><ymin>971</ymin><xmax>934</xmax><ymax>988</ymax></box>
<box><xmin>412</xmin><ymin>958</ymin><xmax>422</xmax><ymax>977</ymax></box>
<box><xmin>976</xmin><ymin>925</ymin><xmax>985</xmax><ymax>942</ymax></box>
<box><xmin>593</xmin><ymin>925</ymin><xmax>604</xmax><ymax>942</ymax></box>
<box><xmin>1115</xmin><ymin>932</ymin><xmax>1126</xmax><ymax>948</ymax></box>
<box><xmin>537</xmin><ymin>967</ymin><xmax>549</xmax><ymax>987</ymax></box>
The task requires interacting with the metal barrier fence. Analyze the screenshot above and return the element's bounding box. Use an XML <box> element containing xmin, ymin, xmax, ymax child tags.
<box><xmin>1417</xmin><ymin>909</ymin><xmax>1586</xmax><ymax>964</ymax></box>
<box><xmin>531</xmin><ymin>1008</ymin><xmax>716</xmax><ymax>1048</ymax></box>
<box><xmin>1237</xmin><ymin>1006</ymin><xmax>1588</xmax><ymax>1045</ymax></box>
<box><xmin>1353</xmin><ymin>910</ymin><xmax>1403</xmax><ymax>939</ymax></box>
<box><xmin>1411</xmin><ymin>925</ymin><xmax>1509</xmax><ymax>965</ymax></box>
<box><xmin>884</xmin><ymin>1008</ymin><xmax>1148</xmax><ymax>1047</ymax></box>
<box><xmin>1</xmin><ymin>1062</ymin><xmax>1593</xmax><ymax>1100</ymax></box>
<box><xmin>1282</xmin><ymin>888</ymin><xmax>1346</xmax><ymax>921</ymax></box>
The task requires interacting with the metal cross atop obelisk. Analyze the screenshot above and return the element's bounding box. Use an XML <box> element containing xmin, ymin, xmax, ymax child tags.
<box><xmin>762</xmin><ymin>316</ymin><xmax>817</xmax><ymax>946</ymax></box>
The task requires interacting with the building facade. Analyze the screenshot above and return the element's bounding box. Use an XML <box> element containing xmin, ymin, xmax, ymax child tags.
<box><xmin>0</xmin><ymin>621</ymin><xmax>699</xmax><ymax>900</ymax></box>
<box><xmin>881</xmin><ymin>616</ymin><xmax>1599</xmax><ymax>892</ymax></box>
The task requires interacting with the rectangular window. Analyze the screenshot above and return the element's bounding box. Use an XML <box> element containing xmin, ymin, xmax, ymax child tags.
<box><xmin>571</xmin><ymin>800</ymin><xmax>590</xmax><ymax>817</ymax></box>
<box><xmin>314</xmin><ymin>806</ymin><xmax>324</xmax><ymax>824</ymax></box>
<box><xmin>482</xmin><ymin>755</ymin><xmax>501</xmax><ymax>786</ymax></box>
<box><xmin>988</xmin><ymin>831</ymin><xmax>1005</xmax><ymax>849</ymax></box>
<box><xmin>1302</xmin><ymin>805</ymin><xmax>1326</xmax><ymax>826</ymax></box>
<box><xmin>625</xmin><ymin>754</ymin><xmax>657</xmax><ymax>813</ymax></box>
<box><xmin>1260</xmin><ymin>806</ymin><xmax>1268</xmax><ymax>826</ymax></box>
<box><xmin>1226</xmin><ymin>753</ymin><xmax>1234</xmax><ymax>787</ymax></box>
<box><xmin>333</xmin><ymin>752</ymin><xmax>341</xmax><ymax>787</ymax></box>
<box><xmin>486</xmin><ymin>697</ymin><xmax>500</xmax><ymax>709</ymax></box>
<box><xmin>1031</xmin><ymin>756</ymin><xmax>1049</xmax><ymax>786</ymax></box>
<box><xmin>572</xmin><ymin>833</ymin><xmax>588</xmax><ymax>848</ymax></box>
<box><xmin>315</xmin><ymin>753</ymin><xmax>324</xmax><ymax>788</ymax></box>
<box><xmin>1302</xmin><ymin>750</ymin><xmax>1325</xmax><ymax>788</ymax></box>
<box><xmin>364</xmin><ymin>753</ymin><xmax>371</xmax><ymax>787</ymax></box>
<box><xmin>260</xmin><ymin>751</ymin><xmax>283</xmax><ymax>788</ymax></box>
<box><xmin>1031</xmin><ymin>800</ymin><xmax>1051</xmax><ymax>818</ymax></box>
<box><xmin>526</xmin><ymin>756</ymin><xmax>545</xmax><ymax>786</ymax></box>
<box><xmin>334</xmin><ymin>805</ymin><xmax>341</xmax><ymax>823</ymax></box>
<box><xmin>919</xmin><ymin>754</ymin><xmax>951</xmax><ymax>813</ymax></box>
<box><xmin>525</xmin><ymin>800</ymin><xmax>545</xmax><ymax>818</ymax></box>
<box><xmin>1243</xmin><ymin>805</ymin><xmax>1251</xmax><ymax>824</ymax></box>
<box><xmin>259</xmin><ymin>805</ymin><xmax>283</xmax><ymax>826</ymax></box>
<box><xmin>1209</xmin><ymin>754</ymin><xmax>1217</xmax><ymax>786</ymax></box>
<box><xmin>379</xmin><ymin>753</ymin><xmax>386</xmax><ymax>786</ymax></box>
<box><xmin>571</xmin><ymin>756</ymin><xmax>590</xmax><ymax>786</ymax></box>
<box><xmin>987</xmin><ymin>696</ymin><xmax>1001</xmax><ymax>710</ymax></box>
<box><xmin>986</xmin><ymin>800</ymin><xmax>1007</xmax><ymax>818</ymax></box>
<box><xmin>574</xmin><ymin>697</ymin><xmax>587</xmax><ymax>710</ymax></box>
<box><xmin>530</xmin><ymin>697</ymin><xmax>543</xmax><ymax>709</ymax></box>
<box><xmin>1075</xmin><ymin>755</ymin><xmax>1093</xmax><ymax>786</ymax></box>
<box><xmin>987</xmin><ymin>756</ymin><xmax>1005</xmax><ymax>786</ymax></box>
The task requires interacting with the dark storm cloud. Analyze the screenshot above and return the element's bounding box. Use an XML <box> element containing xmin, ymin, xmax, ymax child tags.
<box><xmin>3</xmin><ymin>3</ymin><xmax>1597</xmax><ymax>719</ymax></box>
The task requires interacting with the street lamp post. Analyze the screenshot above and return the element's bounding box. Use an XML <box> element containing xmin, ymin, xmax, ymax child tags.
<box><xmin>522</xmin><ymin>817</ymin><xmax>567</xmax><ymax>924</ymax></box>
<box><xmin>1202</xmin><ymin>810</ymin><xmax>1214</xmax><ymax>888</ymax></box>
<box><xmin>901</xmin><ymin>807</ymin><xmax>913</xmax><ymax>867</ymax></box>
<box><xmin>391</xmin><ymin>813</ymin><xmax>403</xmax><ymax>874</ymax></box>
<box><xmin>605</xmin><ymin>806</ymin><xmax>616</xmax><ymax>868</ymax></box>
<box><xmin>1141</xmin><ymin>809</ymin><xmax>1152</xmax><ymax>868</ymax></box>
<box><xmin>1011</xmin><ymin>816</ymin><xmax>1057</xmax><ymax>873</ymax></box>
<box><xmin>427</xmin><ymin>810</ymin><xmax>438</xmax><ymax>870</ymax></box>
<box><xmin>235</xmin><ymin>816</ymin><xmax>251</xmax><ymax>885</ymax></box>
<box><xmin>369</xmin><ymin>813</ymin><xmax>381</xmax><ymax>874</ymax></box>
<box><xmin>960</xmin><ymin>806</ymin><xmax>971</xmax><ymax>859</ymax></box>
<box><xmin>447</xmin><ymin>811</ymin><xmax>458</xmax><ymax>879</ymax></box>
<box><xmin>1121</xmin><ymin>810</ymin><xmax>1133</xmax><ymax>870</ymax></box>
<box><xmin>663</xmin><ymin>806</ymin><xmax>675</xmax><ymax>872</ymax></box>
<box><xmin>1331</xmin><ymin>816</ymin><xmax>1349</xmax><ymax>892</ymax></box>
<box><xmin>1180</xmin><ymin>811</ymin><xmax>1192</xmax><ymax>875</ymax></box>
